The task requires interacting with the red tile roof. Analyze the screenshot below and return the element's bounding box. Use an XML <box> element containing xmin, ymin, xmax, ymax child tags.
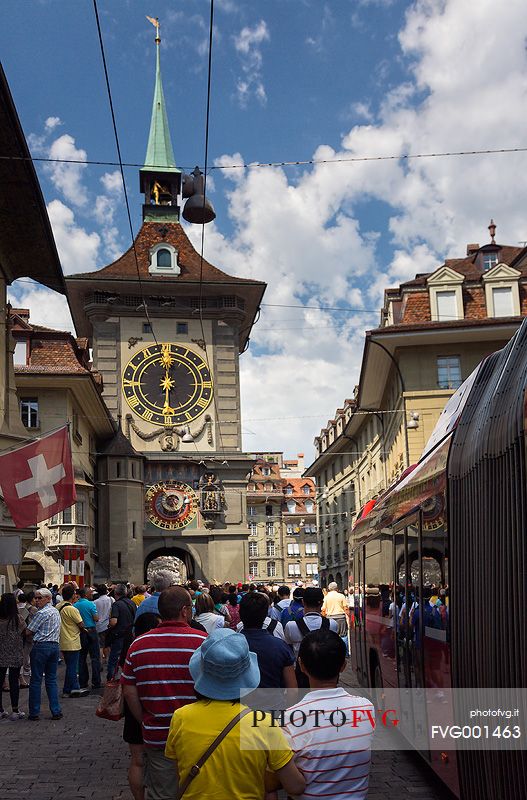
<box><xmin>71</xmin><ymin>221</ymin><xmax>257</xmax><ymax>284</ymax></box>
<box><xmin>400</xmin><ymin>245</ymin><xmax>524</xmax><ymax>288</ymax></box>
<box><xmin>10</xmin><ymin>311</ymin><xmax>99</xmax><ymax>381</ymax></box>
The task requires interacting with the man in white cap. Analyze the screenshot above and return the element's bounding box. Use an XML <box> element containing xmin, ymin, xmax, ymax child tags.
<box><xmin>25</xmin><ymin>588</ymin><xmax>62</xmax><ymax>720</ymax></box>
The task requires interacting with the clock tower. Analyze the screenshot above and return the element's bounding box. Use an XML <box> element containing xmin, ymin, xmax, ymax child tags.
<box><xmin>66</xmin><ymin>24</ymin><xmax>266</xmax><ymax>583</ymax></box>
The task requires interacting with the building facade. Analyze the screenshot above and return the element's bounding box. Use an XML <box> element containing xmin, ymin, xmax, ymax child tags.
<box><xmin>65</xmin><ymin>31</ymin><xmax>265</xmax><ymax>584</ymax></box>
<box><xmin>10</xmin><ymin>309</ymin><xmax>115</xmax><ymax>586</ymax></box>
<box><xmin>307</xmin><ymin>224</ymin><xmax>527</xmax><ymax>587</ymax></box>
<box><xmin>0</xmin><ymin>65</ymin><xmax>67</xmax><ymax>592</ymax></box>
<box><xmin>247</xmin><ymin>453</ymin><xmax>318</xmax><ymax>585</ymax></box>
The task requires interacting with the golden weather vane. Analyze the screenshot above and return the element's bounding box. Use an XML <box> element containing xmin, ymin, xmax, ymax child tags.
<box><xmin>146</xmin><ymin>15</ymin><xmax>161</xmax><ymax>43</ymax></box>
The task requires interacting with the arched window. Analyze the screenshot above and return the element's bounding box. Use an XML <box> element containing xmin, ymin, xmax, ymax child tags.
<box><xmin>156</xmin><ymin>248</ymin><xmax>172</xmax><ymax>267</ymax></box>
<box><xmin>149</xmin><ymin>243</ymin><xmax>180</xmax><ymax>275</ymax></box>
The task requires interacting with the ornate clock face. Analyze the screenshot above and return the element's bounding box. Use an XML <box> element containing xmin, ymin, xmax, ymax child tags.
<box><xmin>145</xmin><ymin>481</ymin><xmax>198</xmax><ymax>530</ymax></box>
<box><xmin>123</xmin><ymin>343</ymin><xmax>213</xmax><ymax>427</ymax></box>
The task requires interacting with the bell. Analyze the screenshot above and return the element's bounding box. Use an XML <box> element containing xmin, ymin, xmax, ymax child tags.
<box><xmin>181</xmin><ymin>426</ymin><xmax>195</xmax><ymax>443</ymax></box>
<box><xmin>182</xmin><ymin>193</ymin><xmax>216</xmax><ymax>224</ymax></box>
<box><xmin>182</xmin><ymin>166</ymin><xmax>216</xmax><ymax>225</ymax></box>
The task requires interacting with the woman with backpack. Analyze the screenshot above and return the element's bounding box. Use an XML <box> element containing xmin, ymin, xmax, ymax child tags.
<box><xmin>0</xmin><ymin>592</ymin><xmax>27</xmax><ymax>720</ymax></box>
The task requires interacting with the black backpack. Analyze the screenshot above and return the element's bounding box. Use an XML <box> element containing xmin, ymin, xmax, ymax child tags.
<box><xmin>266</xmin><ymin>618</ymin><xmax>278</xmax><ymax>635</ymax></box>
<box><xmin>294</xmin><ymin>617</ymin><xmax>330</xmax><ymax>688</ymax></box>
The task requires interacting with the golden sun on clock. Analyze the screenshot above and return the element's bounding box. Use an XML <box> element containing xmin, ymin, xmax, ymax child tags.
<box><xmin>122</xmin><ymin>343</ymin><xmax>213</xmax><ymax>427</ymax></box>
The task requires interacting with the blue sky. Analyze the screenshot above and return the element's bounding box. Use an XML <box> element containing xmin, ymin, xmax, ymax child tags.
<box><xmin>2</xmin><ymin>0</ymin><xmax>527</xmax><ymax>459</ymax></box>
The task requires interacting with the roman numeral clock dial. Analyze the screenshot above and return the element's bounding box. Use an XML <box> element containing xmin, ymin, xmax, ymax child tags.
<box><xmin>122</xmin><ymin>343</ymin><xmax>213</xmax><ymax>426</ymax></box>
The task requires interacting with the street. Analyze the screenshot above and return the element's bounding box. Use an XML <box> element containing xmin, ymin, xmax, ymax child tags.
<box><xmin>1</xmin><ymin>660</ymin><xmax>452</xmax><ymax>800</ymax></box>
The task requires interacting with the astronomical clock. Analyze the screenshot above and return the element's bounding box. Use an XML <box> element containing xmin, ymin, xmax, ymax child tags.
<box><xmin>122</xmin><ymin>343</ymin><xmax>213</xmax><ymax>427</ymax></box>
<box><xmin>145</xmin><ymin>481</ymin><xmax>199</xmax><ymax>531</ymax></box>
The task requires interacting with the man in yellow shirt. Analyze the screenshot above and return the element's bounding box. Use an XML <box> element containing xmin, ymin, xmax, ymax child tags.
<box><xmin>165</xmin><ymin>629</ymin><xmax>305</xmax><ymax>800</ymax></box>
<box><xmin>321</xmin><ymin>581</ymin><xmax>349</xmax><ymax>637</ymax></box>
<box><xmin>131</xmin><ymin>585</ymin><xmax>148</xmax><ymax>607</ymax></box>
<box><xmin>56</xmin><ymin>585</ymin><xmax>88</xmax><ymax>697</ymax></box>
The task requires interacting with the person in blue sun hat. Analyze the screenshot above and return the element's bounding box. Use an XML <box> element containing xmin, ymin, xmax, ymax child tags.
<box><xmin>165</xmin><ymin>628</ymin><xmax>305</xmax><ymax>800</ymax></box>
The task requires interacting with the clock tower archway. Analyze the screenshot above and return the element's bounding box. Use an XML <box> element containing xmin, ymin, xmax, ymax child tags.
<box><xmin>145</xmin><ymin>545</ymin><xmax>197</xmax><ymax>584</ymax></box>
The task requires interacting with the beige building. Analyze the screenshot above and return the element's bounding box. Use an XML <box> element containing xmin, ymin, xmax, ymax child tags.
<box><xmin>307</xmin><ymin>225</ymin><xmax>527</xmax><ymax>587</ymax></box>
<box><xmin>247</xmin><ymin>453</ymin><xmax>318</xmax><ymax>585</ymax></box>
<box><xmin>0</xmin><ymin>65</ymin><xmax>67</xmax><ymax>592</ymax></box>
<box><xmin>10</xmin><ymin>310</ymin><xmax>114</xmax><ymax>586</ymax></box>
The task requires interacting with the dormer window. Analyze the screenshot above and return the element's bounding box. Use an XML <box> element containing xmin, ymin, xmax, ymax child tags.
<box><xmin>482</xmin><ymin>263</ymin><xmax>521</xmax><ymax>318</ymax></box>
<box><xmin>483</xmin><ymin>252</ymin><xmax>499</xmax><ymax>271</ymax></box>
<box><xmin>149</xmin><ymin>243</ymin><xmax>180</xmax><ymax>275</ymax></box>
<box><xmin>436</xmin><ymin>290</ymin><xmax>457</xmax><ymax>322</ymax></box>
<box><xmin>427</xmin><ymin>267</ymin><xmax>465</xmax><ymax>322</ymax></box>
<box><xmin>14</xmin><ymin>340</ymin><xmax>28</xmax><ymax>365</ymax></box>
<box><xmin>157</xmin><ymin>248</ymin><xmax>172</xmax><ymax>268</ymax></box>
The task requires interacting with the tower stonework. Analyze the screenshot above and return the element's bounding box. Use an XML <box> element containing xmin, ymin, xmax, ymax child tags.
<box><xmin>66</xmin><ymin>28</ymin><xmax>265</xmax><ymax>583</ymax></box>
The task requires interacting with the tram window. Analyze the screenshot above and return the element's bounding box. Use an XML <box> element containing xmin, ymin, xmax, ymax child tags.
<box><xmin>421</xmin><ymin>498</ymin><xmax>448</xmax><ymax>632</ymax></box>
<box><xmin>365</xmin><ymin>533</ymin><xmax>392</xmax><ymax>619</ymax></box>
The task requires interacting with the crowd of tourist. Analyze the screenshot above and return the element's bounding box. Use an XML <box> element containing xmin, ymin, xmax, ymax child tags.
<box><xmin>0</xmin><ymin>574</ymin><xmax>373</xmax><ymax>800</ymax></box>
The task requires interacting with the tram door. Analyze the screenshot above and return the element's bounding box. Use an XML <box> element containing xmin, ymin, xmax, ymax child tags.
<box><xmin>394</xmin><ymin>516</ymin><xmax>427</xmax><ymax>745</ymax></box>
<box><xmin>354</xmin><ymin>545</ymin><xmax>368</xmax><ymax>683</ymax></box>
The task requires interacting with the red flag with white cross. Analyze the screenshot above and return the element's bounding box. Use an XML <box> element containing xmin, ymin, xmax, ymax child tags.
<box><xmin>0</xmin><ymin>426</ymin><xmax>76</xmax><ymax>529</ymax></box>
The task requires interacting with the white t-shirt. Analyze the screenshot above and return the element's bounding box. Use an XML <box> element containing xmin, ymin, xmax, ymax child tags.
<box><xmin>283</xmin><ymin>688</ymin><xmax>375</xmax><ymax>800</ymax></box>
<box><xmin>283</xmin><ymin>613</ymin><xmax>339</xmax><ymax>657</ymax></box>
<box><xmin>94</xmin><ymin>595</ymin><xmax>113</xmax><ymax>633</ymax></box>
<box><xmin>195</xmin><ymin>612</ymin><xmax>225</xmax><ymax>636</ymax></box>
<box><xmin>236</xmin><ymin>616</ymin><xmax>285</xmax><ymax>640</ymax></box>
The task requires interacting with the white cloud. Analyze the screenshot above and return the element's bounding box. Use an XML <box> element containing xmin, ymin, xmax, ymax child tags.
<box><xmin>233</xmin><ymin>20</ymin><xmax>270</xmax><ymax>107</ymax></box>
<box><xmin>47</xmin><ymin>199</ymin><xmax>101</xmax><ymax>275</ymax></box>
<box><xmin>46</xmin><ymin>134</ymin><xmax>88</xmax><ymax>207</ymax></box>
<box><xmin>17</xmin><ymin>0</ymin><xmax>527</xmax><ymax>463</ymax></box>
<box><xmin>194</xmin><ymin>0</ymin><xmax>527</xmax><ymax>460</ymax></box>
<box><xmin>7</xmin><ymin>282</ymin><xmax>74</xmax><ymax>333</ymax></box>
<box><xmin>100</xmin><ymin>170</ymin><xmax>123</xmax><ymax>194</ymax></box>
<box><xmin>44</xmin><ymin>116</ymin><xmax>62</xmax><ymax>132</ymax></box>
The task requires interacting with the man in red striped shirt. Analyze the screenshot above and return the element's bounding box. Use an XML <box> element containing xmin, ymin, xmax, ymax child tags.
<box><xmin>122</xmin><ymin>586</ymin><xmax>207</xmax><ymax>800</ymax></box>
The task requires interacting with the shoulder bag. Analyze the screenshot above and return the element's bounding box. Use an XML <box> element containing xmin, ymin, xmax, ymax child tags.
<box><xmin>95</xmin><ymin>677</ymin><xmax>124</xmax><ymax>721</ymax></box>
<box><xmin>176</xmin><ymin>707</ymin><xmax>253</xmax><ymax>800</ymax></box>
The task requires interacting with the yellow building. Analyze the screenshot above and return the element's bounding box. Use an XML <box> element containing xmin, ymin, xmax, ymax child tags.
<box><xmin>307</xmin><ymin>226</ymin><xmax>527</xmax><ymax>586</ymax></box>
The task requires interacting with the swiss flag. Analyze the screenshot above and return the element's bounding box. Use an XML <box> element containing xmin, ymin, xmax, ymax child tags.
<box><xmin>0</xmin><ymin>426</ymin><xmax>76</xmax><ymax>529</ymax></box>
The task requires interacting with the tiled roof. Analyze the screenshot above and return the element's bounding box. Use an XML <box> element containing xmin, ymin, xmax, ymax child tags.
<box><xmin>100</xmin><ymin>429</ymin><xmax>141</xmax><ymax>458</ymax></box>
<box><xmin>15</xmin><ymin>337</ymin><xmax>89</xmax><ymax>374</ymax></box>
<box><xmin>370</xmin><ymin>314</ymin><xmax>525</xmax><ymax>336</ymax></box>
<box><xmin>400</xmin><ymin>245</ymin><xmax>524</xmax><ymax>288</ymax></box>
<box><xmin>70</xmin><ymin>221</ymin><xmax>258</xmax><ymax>284</ymax></box>
<box><xmin>10</xmin><ymin>311</ymin><xmax>95</xmax><ymax>378</ymax></box>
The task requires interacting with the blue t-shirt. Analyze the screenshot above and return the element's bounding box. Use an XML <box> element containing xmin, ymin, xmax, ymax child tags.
<box><xmin>241</xmin><ymin>628</ymin><xmax>295</xmax><ymax>689</ymax></box>
<box><xmin>74</xmin><ymin>598</ymin><xmax>98</xmax><ymax>629</ymax></box>
<box><xmin>135</xmin><ymin>592</ymin><xmax>160</xmax><ymax>620</ymax></box>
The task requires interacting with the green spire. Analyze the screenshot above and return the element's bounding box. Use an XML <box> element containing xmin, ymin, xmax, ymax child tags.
<box><xmin>142</xmin><ymin>23</ymin><xmax>178</xmax><ymax>174</ymax></box>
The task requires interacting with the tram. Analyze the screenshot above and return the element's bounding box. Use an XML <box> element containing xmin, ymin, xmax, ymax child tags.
<box><xmin>350</xmin><ymin>319</ymin><xmax>527</xmax><ymax>800</ymax></box>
